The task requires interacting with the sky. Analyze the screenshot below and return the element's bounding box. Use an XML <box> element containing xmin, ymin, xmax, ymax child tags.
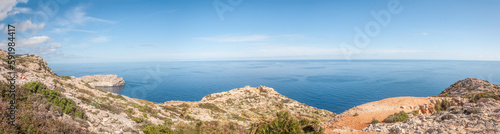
<box><xmin>0</xmin><ymin>0</ymin><xmax>499</xmax><ymax>63</ymax></box>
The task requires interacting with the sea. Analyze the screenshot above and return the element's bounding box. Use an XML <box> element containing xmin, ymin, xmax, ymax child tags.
<box><xmin>50</xmin><ymin>60</ymin><xmax>500</xmax><ymax>114</ymax></box>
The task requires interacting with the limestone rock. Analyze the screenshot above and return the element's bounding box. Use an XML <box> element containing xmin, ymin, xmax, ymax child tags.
<box><xmin>78</xmin><ymin>74</ymin><xmax>125</xmax><ymax>87</ymax></box>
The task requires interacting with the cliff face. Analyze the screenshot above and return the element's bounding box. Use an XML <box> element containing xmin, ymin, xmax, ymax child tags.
<box><xmin>0</xmin><ymin>49</ymin><xmax>334</xmax><ymax>133</ymax></box>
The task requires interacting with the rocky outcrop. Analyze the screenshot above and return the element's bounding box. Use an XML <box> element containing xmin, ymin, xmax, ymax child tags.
<box><xmin>0</xmin><ymin>49</ymin><xmax>334</xmax><ymax>133</ymax></box>
<box><xmin>441</xmin><ymin>77</ymin><xmax>500</xmax><ymax>97</ymax></box>
<box><xmin>78</xmin><ymin>74</ymin><xmax>125</xmax><ymax>88</ymax></box>
<box><xmin>363</xmin><ymin>98</ymin><xmax>500</xmax><ymax>134</ymax></box>
<box><xmin>359</xmin><ymin>78</ymin><xmax>500</xmax><ymax>134</ymax></box>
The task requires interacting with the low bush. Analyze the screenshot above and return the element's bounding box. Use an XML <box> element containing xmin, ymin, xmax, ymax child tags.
<box><xmin>371</xmin><ymin>118</ymin><xmax>381</xmax><ymax>125</ymax></box>
<box><xmin>383</xmin><ymin>111</ymin><xmax>409</xmax><ymax>123</ymax></box>
<box><xmin>22</xmin><ymin>81</ymin><xmax>85</xmax><ymax>119</ymax></box>
<box><xmin>465</xmin><ymin>93</ymin><xmax>500</xmax><ymax>103</ymax></box>
<box><xmin>96</xmin><ymin>88</ymin><xmax>108</xmax><ymax>93</ymax></box>
<box><xmin>142</xmin><ymin>123</ymin><xmax>173</xmax><ymax>134</ymax></box>
<box><xmin>435</xmin><ymin>100</ymin><xmax>451</xmax><ymax>112</ymax></box>
<box><xmin>250</xmin><ymin>111</ymin><xmax>323</xmax><ymax>134</ymax></box>
<box><xmin>0</xmin><ymin>82</ymin><xmax>86</xmax><ymax>133</ymax></box>
<box><xmin>412</xmin><ymin>110</ymin><xmax>419</xmax><ymax>116</ymax></box>
<box><xmin>132</xmin><ymin>117</ymin><xmax>145</xmax><ymax>123</ymax></box>
<box><xmin>84</xmin><ymin>83</ymin><xmax>93</xmax><ymax>89</ymax></box>
<box><xmin>61</xmin><ymin>76</ymin><xmax>71</xmax><ymax>80</ymax></box>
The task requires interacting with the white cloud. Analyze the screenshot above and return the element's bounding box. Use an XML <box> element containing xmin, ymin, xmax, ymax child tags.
<box><xmin>59</xmin><ymin>5</ymin><xmax>115</xmax><ymax>26</ymax></box>
<box><xmin>7</xmin><ymin>7</ymin><xmax>31</xmax><ymax>15</ymax></box>
<box><xmin>0</xmin><ymin>0</ymin><xmax>29</xmax><ymax>21</ymax></box>
<box><xmin>41</xmin><ymin>43</ymin><xmax>62</xmax><ymax>53</ymax></box>
<box><xmin>0</xmin><ymin>23</ymin><xmax>4</xmax><ymax>31</ymax></box>
<box><xmin>90</xmin><ymin>35</ymin><xmax>109</xmax><ymax>43</ymax></box>
<box><xmin>18</xmin><ymin>36</ymin><xmax>55</xmax><ymax>47</ymax></box>
<box><xmin>17</xmin><ymin>19</ymin><xmax>45</xmax><ymax>33</ymax></box>
<box><xmin>195</xmin><ymin>35</ymin><xmax>271</xmax><ymax>42</ymax></box>
<box><xmin>422</xmin><ymin>33</ymin><xmax>428</xmax><ymax>36</ymax></box>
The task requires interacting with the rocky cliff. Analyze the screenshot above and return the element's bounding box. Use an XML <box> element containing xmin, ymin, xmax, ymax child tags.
<box><xmin>0</xmin><ymin>49</ymin><xmax>334</xmax><ymax>133</ymax></box>
<box><xmin>323</xmin><ymin>78</ymin><xmax>500</xmax><ymax>134</ymax></box>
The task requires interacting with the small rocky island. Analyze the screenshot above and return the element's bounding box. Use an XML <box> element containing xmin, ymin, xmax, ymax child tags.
<box><xmin>78</xmin><ymin>74</ymin><xmax>126</xmax><ymax>88</ymax></box>
<box><xmin>1</xmin><ymin>49</ymin><xmax>499</xmax><ymax>134</ymax></box>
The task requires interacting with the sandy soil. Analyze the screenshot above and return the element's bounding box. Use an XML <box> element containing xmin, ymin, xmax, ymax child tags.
<box><xmin>323</xmin><ymin>97</ymin><xmax>442</xmax><ymax>134</ymax></box>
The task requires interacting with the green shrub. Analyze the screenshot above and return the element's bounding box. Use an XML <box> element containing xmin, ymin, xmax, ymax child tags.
<box><xmin>250</xmin><ymin>111</ymin><xmax>323</xmax><ymax>134</ymax></box>
<box><xmin>383</xmin><ymin>111</ymin><xmax>409</xmax><ymax>123</ymax></box>
<box><xmin>465</xmin><ymin>93</ymin><xmax>500</xmax><ymax>103</ymax></box>
<box><xmin>412</xmin><ymin>110</ymin><xmax>419</xmax><ymax>116</ymax></box>
<box><xmin>354</xmin><ymin>113</ymin><xmax>359</xmax><ymax>116</ymax></box>
<box><xmin>132</xmin><ymin>117</ymin><xmax>145</xmax><ymax>123</ymax></box>
<box><xmin>125</xmin><ymin>108</ymin><xmax>135</xmax><ymax>116</ymax></box>
<box><xmin>141</xmin><ymin>124</ymin><xmax>173</xmax><ymax>134</ymax></box>
<box><xmin>22</xmin><ymin>81</ymin><xmax>85</xmax><ymax>119</ymax></box>
<box><xmin>96</xmin><ymin>88</ymin><xmax>108</xmax><ymax>93</ymax></box>
<box><xmin>84</xmin><ymin>83</ymin><xmax>93</xmax><ymax>89</ymax></box>
<box><xmin>0</xmin><ymin>82</ymin><xmax>86</xmax><ymax>133</ymax></box>
<box><xmin>90</xmin><ymin>102</ymin><xmax>100</xmax><ymax>108</ymax></box>
<box><xmin>435</xmin><ymin>100</ymin><xmax>451</xmax><ymax>112</ymax></box>
<box><xmin>61</xmin><ymin>76</ymin><xmax>71</xmax><ymax>80</ymax></box>
<box><xmin>371</xmin><ymin>118</ymin><xmax>381</xmax><ymax>125</ymax></box>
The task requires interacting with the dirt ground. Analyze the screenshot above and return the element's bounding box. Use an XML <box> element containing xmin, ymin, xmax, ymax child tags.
<box><xmin>322</xmin><ymin>97</ymin><xmax>441</xmax><ymax>134</ymax></box>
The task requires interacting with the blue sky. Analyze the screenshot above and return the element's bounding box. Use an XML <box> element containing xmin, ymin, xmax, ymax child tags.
<box><xmin>1</xmin><ymin>0</ymin><xmax>499</xmax><ymax>63</ymax></box>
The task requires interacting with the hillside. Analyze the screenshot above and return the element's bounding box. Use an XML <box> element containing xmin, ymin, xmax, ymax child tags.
<box><xmin>0</xmin><ymin>49</ymin><xmax>335</xmax><ymax>133</ymax></box>
<box><xmin>2</xmin><ymin>49</ymin><xmax>499</xmax><ymax>134</ymax></box>
<box><xmin>322</xmin><ymin>78</ymin><xmax>500</xmax><ymax>134</ymax></box>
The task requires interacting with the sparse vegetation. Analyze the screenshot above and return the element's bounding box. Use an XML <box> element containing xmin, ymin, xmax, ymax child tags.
<box><xmin>465</xmin><ymin>93</ymin><xmax>500</xmax><ymax>103</ymax></box>
<box><xmin>106</xmin><ymin>93</ymin><xmax>127</xmax><ymax>101</ymax></box>
<box><xmin>249</xmin><ymin>111</ymin><xmax>323</xmax><ymax>134</ymax></box>
<box><xmin>371</xmin><ymin>118</ymin><xmax>381</xmax><ymax>125</ymax></box>
<box><xmin>61</xmin><ymin>76</ymin><xmax>71</xmax><ymax>80</ymax></box>
<box><xmin>141</xmin><ymin>123</ymin><xmax>173</xmax><ymax>134</ymax></box>
<box><xmin>77</xmin><ymin>88</ymin><xmax>95</xmax><ymax>96</ymax></box>
<box><xmin>412</xmin><ymin>110</ymin><xmax>419</xmax><ymax>116</ymax></box>
<box><xmin>383</xmin><ymin>111</ymin><xmax>409</xmax><ymax>123</ymax></box>
<box><xmin>84</xmin><ymin>83</ymin><xmax>93</xmax><ymax>89</ymax></box>
<box><xmin>354</xmin><ymin>113</ymin><xmax>359</xmax><ymax>116</ymax></box>
<box><xmin>132</xmin><ymin>117</ymin><xmax>145</xmax><ymax>123</ymax></box>
<box><xmin>0</xmin><ymin>82</ymin><xmax>86</xmax><ymax>133</ymax></box>
<box><xmin>198</xmin><ymin>103</ymin><xmax>225</xmax><ymax>113</ymax></box>
<box><xmin>96</xmin><ymin>88</ymin><xmax>108</xmax><ymax>93</ymax></box>
<box><xmin>22</xmin><ymin>81</ymin><xmax>85</xmax><ymax>119</ymax></box>
<box><xmin>435</xmin><ymin>100</ymin><xmax>452</xmax><ymax>112</ymax></box>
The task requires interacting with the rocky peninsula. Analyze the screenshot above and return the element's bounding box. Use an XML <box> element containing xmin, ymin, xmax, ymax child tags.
<box><xmin>1</xmin><ymin>49</ymin><xmax>499</xmax><ymax>134</ymax></box>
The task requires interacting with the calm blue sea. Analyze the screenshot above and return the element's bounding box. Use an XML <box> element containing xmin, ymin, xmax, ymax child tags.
<box><xmin>50</xmin><ymin>60</ymin><xmax>500</xmax><ymax>114</ymax></box>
